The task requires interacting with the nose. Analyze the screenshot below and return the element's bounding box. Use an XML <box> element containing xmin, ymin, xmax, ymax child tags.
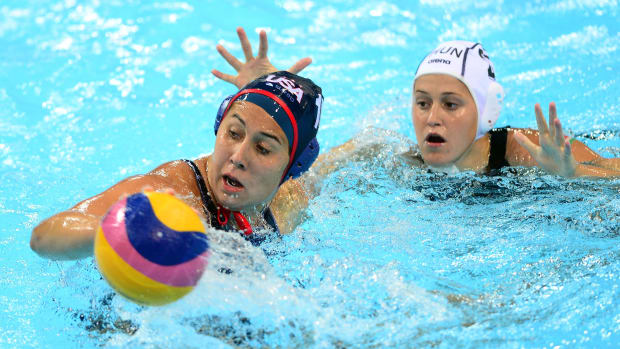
<box><xmin>426</xmin><ymin>103</ymin><xmax>443</xmax><ymax>127</ymax></box>
<box><xmin>229</xmin><ymin>141</ymin><xmax>248</xmax><ymax>170</ymax></box>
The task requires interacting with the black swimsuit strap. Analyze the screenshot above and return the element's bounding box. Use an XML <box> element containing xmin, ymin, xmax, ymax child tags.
<box><xmin>487</xmin><ymin>127</ymin><xmax>511</xmax><ymax>171</ymax></box>
<box><xmin>182</xmin><ymin>159</ymin><xmax>219</xmax><ymax>227</ymax></box>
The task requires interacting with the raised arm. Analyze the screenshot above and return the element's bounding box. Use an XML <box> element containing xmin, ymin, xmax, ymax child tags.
<box><xmin>30</xmin><ymin>160</ymin><xmax>199</xmax><ymax>260</ymax></box>
<box><xmin>211</xmin><ymin>27</ymin><xmax>312</xmax><ymax>89</ymax></box>
<box><xmin>513</xmin><ymin>102</ymin><xmax>620</xmax><ymax>178</ymax></box>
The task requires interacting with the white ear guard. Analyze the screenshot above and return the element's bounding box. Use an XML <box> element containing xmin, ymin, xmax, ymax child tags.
<box><xmin>477</xmin><ymin>81</ymin><xmax>504</xmax><ymax>139</ymax></box>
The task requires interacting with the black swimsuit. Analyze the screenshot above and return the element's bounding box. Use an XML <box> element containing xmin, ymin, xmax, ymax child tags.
<box><xmin>487</xmin><ymin>126</ymin><xmax>511</xmax><ymax>172</ymax></box>
<box><xmin>183</xmin><ymin>159</ymin><xmax>279</xmax><ymax>246</ymax></box>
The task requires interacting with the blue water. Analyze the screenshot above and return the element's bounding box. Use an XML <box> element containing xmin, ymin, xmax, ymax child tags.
<box><xmin>1</xmin><ymin>0</ymin><xmax>619</xmax><ymax>348</ymax></box>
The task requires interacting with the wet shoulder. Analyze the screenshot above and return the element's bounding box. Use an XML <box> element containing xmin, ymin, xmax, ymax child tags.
<box><xmin>146</xmin><ymin>157</ymin><xmax>209</xmax><ymax>197</ymax></box>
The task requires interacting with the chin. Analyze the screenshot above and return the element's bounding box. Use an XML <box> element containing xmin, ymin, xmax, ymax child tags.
<box><xmin>212</xmin><ymin>191</ymin><xmax>243</xmax><ymax>210</ymax></box>
<box><xmin>421</xmin><ymin>153</ymin><xmax>456</xmax><ymax>168</ymax></box>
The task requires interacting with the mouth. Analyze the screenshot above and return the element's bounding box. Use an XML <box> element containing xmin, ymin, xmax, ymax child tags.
<box><xmin>425</xmin><ymin>133</ymin><xmax>446</xmax><ymax>146</ymax></box>
<box><xmin>222</xmin><ymin>174</ymin><xmax>244</xmax><ymax>191</ymax></box>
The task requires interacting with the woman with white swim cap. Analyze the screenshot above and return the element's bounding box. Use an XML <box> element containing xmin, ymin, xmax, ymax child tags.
<box><xmin>409</xmin><ymin>40</ymin><xmax>619</xmax><ymax>177</ymax></box>
<box><xmin>214</xmin><ymin>29</ymin><xmax>619</xmax><ymax>179</ymax></box>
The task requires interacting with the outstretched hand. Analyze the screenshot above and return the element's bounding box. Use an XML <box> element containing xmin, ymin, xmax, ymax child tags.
<box><xmin>514</xmin><ymin>102</ymin><xmax>578</xmax><ymax>177</ymax></box>
<box><xmin>211</xmin><ymin>27</ymin><xmax>312</xmax><ymax>89</ymax></box>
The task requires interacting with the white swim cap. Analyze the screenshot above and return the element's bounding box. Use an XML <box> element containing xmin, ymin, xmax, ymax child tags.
<box><xmin>414</xmin><ymin>41</ymin><xmax>504</xmax><ymax>140</ymax></box>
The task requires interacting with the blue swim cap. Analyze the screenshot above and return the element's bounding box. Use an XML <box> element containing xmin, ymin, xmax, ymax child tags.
<box><xmin>214</xmin><ymin>71</ymin><xmax>323</xmax><ymax>182</ymax></box>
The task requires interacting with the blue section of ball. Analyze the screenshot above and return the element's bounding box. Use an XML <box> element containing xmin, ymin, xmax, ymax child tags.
<box><xmin>125</xmin><ymin>193</ymin><xmax>209</xmax><ymax>266</ymax></box>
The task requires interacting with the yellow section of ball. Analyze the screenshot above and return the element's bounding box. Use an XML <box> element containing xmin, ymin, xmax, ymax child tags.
<box><xmin>145</xmin><ymin>191</ymin><xmax>205</xmax><ymax>233</ymax></box>
<box><xmin>95</xmin><ymin>225</ymin><xmax>194</xmax><ymax>306</ymax></box>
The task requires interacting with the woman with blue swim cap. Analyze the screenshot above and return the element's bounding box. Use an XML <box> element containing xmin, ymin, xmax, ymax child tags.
<box><xmin>31</xmin><ymin>66</ymin><xmax>324</xmax><ymax>260</ymax></box>
<box><xmin>214</xmin><ymin>28</ymin><xmax>620</xmax><ymax>179</ymax></box>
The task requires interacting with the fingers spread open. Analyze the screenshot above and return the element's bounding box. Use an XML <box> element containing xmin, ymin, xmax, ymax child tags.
<box><xmin>563</xmin><ymin>140</ymin><xmax>572</xmax><ymax>157</ymax></box>
<box><xmin>548</xmin><ymin>102</ymin><xmax>558</xmax><ymax>139</ymax></box>
<box><xmin>514</xmin><ymin>131</ymin><xmax>540</xmax><ymax>158</ymax></box>
<box><xmin>237</xmin><ymin>27</ymin><xmax>254</xmax><ymax>62</ymax></box>
<box><xmin>211</xmin><ymin>69</ymin><xmax>236</xmax><ymax>85</ymax></box>
<box><xmin>546</xmin><ymin>102</ymin><xmax>566</xmax><ymax>146</ymax></box>
<box><xmin>216</xmin><ymin>44</ymin><xmax>242</xmax><ymax>71</ymax></box>
<box><xmin>534</xmin><ymin>103</ymin><xmax>549</xmax><ymax>136</ymax></box>
<box><xmin>287</xmin><ymin>57</ymin><xmax>312</xmax><ymax>74</ymax></box>
<box><xmin>553</xmin><ymin>118</ymin><xmax>566</xmax><ymax>146</ymax></box>
<box><xmin>257</xmin><ymin>30</ymin><xmax>268</xmax><ymax>59</ymax></box>
<box><xmin>549</xmin><ymin>102</ymin><xmax>557</xmax><ymax>119</ymax></box>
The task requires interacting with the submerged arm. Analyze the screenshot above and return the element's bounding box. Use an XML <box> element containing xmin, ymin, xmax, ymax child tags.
<box><xmin>588</xmin><ymin>157</ymin><xmax>620</xmax><ymax>172</ymax></box>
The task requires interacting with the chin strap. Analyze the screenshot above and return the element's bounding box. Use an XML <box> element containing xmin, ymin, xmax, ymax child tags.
<box><xmin>215</xmin><ymin>205</ymin><xmax>253</xmax><ymax>236</ymax></box>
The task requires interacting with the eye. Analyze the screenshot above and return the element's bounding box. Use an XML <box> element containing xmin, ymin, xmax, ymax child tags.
<box><xmin>228</xmin><ymin>129</ymin><xmax>241</xmax><ymax>140</ymax></box>
<box><xmin>416</xmin><ymin>99</ymin><xmax>430</xmax><ymax>109</ymax></box>
<box><xmin>256</xmin><ymin>144</ymin><xmax>271</xmax><ymax>155</ymax></box>
<box><xmin>444</xmin><ymin>101</ymin><xmax>459</xmax><ymax>110</ymax></box>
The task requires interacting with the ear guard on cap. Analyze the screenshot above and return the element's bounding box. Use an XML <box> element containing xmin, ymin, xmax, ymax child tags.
<box><xmin>284</xmin><ymin>137</ymin><xmax>319</xmax><ymax>180</ymax></box>
<box><xmin>476</xmin><ymin>81</ymin><xmax>505</xmax><ymax>139</ymax></box>
<box><xmin>214</xmin><ymin>95</ymin><xmax>234</xmax><ymax>135</ymax></box>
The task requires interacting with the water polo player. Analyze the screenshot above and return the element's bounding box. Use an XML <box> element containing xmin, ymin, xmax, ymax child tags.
<box><xmin>406</xmin><ymin>40</ymin><xmax>619</xmax><ymax>177</ymax></box>
<box><xmin>217</xmin><ymin>28</ymin><xmax>618</xmax><ymax>178</ymax></box>
<box><xmin>31</xmin><ymin>71</ymin><xmax>324</xmax><ymax>260</ymax></box>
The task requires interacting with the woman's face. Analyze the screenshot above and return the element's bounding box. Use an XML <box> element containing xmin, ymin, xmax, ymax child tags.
<box><xmin>412</xmin><ymin>74</ymin><xmax>478</xmax><ymax>167</ymax></box>
<box><xmin>208</xmin><ymin>101</ymin><xmax>290</xmax><ymax>212</ymax></box>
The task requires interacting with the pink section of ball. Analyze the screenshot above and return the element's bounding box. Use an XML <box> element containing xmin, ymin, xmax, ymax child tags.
<box><xmin>100</xmin><ymin>198</ymin><xmax>209</xmax><ymax>287</ymax></box>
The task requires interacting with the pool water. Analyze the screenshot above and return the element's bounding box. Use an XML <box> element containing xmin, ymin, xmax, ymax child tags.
<box><xmin>1</xmin><ymin>0</ymin><xmax>619</xmax><ymax>348</ymax></box>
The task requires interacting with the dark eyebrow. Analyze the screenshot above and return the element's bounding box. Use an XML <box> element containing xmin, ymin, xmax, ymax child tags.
<box><xmin>231</xmin><ymin>114</ymin><xmax>282</xmax><ymax>145</ymax></box>
<box><xmin>259</xmin><ymin>132</ymin><xmax>283</xmax><ymax>145</ymax></box>
<box><xmin>232</xmin><ymin>114</ymin><xmax>246</xmax><ymax>126</ymax></box>
<box><xmin>440</xmin><ymin>92</ymin><xmax>465</xmax><ymax>99</ymax></box>
<box><xmin>414</xmin><ymin>90</ymin><xmax>462</xmax><ymax>98</ymax></box>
